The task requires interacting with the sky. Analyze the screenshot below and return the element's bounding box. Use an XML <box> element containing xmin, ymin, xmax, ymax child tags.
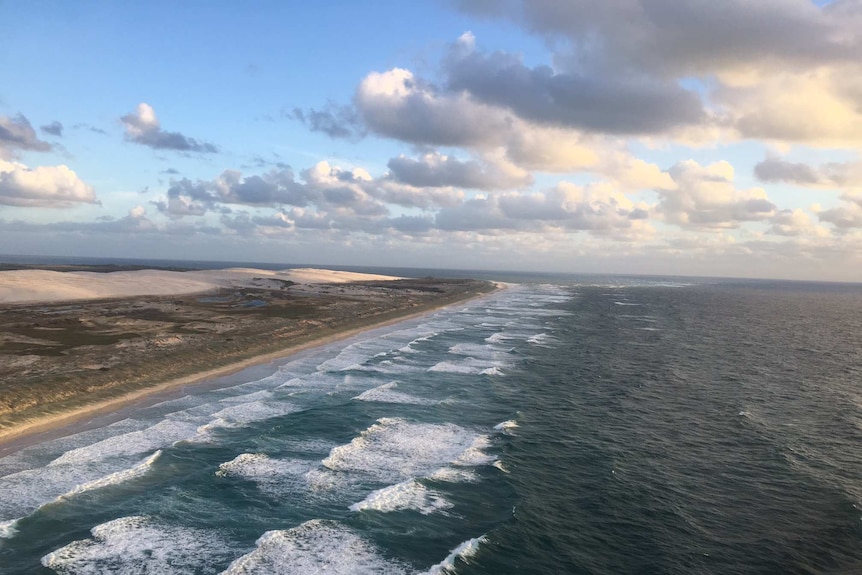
<box><xmin>2</xmin><ymin>0</ymin><xmax>862</xmax><ymax>281</ymax></box>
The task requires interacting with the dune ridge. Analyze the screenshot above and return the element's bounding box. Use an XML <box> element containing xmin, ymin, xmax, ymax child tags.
<box><xmin>0</xmin><ymin>267</ymin><xmax>403</xmax><ymax>304</ymax></box>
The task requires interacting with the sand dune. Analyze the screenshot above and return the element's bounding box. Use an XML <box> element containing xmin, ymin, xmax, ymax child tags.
<box><xmin>0</xmin><ymin>267</ymin><xmax>403</xmax><ymax>304</ymax></box>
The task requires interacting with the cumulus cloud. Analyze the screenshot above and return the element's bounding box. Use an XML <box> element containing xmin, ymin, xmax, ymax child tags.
<box><xmin>121</xmin><ymin>103</ymin><xmax>218</xmax><ymax>153</ymax></box>
<box><xmin>387</xmin><ymin>151</ymin><xmax>531</xmax><ymax>190</ymax></box>
<box><xmin>435</xmin><ymin>181</ymin><xmax>650</xmax><ymax>237</ymax></box>
<box><xmin>443</xmin><ymin>41</ymin><xmax>705</xmax><ymax>135</ymax></box>
<box><xmin>1</xmin><ymin>205</ymin><xmax>222</xmax><ymax>239</ymax></box>
<box><xmin>152</xmin><ymin>178</ymin><xmax>217</xmax><ymax>218</ymax></box>
<box><xmin>353</xmin><ymin>66</ymin><xmax>661</xmax><ymax>175</ymax></box>
<box><xmin>214</xmin><ymin>168</ymin><xmax>312</xmax><ymax>206</ymax></box>
<box><xmin>288</xmin><ymin>103</ymin><xmax>365</xmax><ymax>140</ymax></box>
<box><xmin>717</xmin><ymin>66</ymin><xmax>862</xmax><ymax>146</ymax></box>
<box><xmin>301</xmin><ymin>161</ymin><xmax>388</xmax><ymax>216</ymax></box>
<box><xmin>0</xmin><ymin>158</ymin><xmax>97</xmax><ymax>208</ymax></box>
<box><xmin>503</xmin><ymin>125</ymin><xmax>600</xmax><ymax>172</ymax></box>
<box><xmin>769</xmin><ymin>208</ymin><xmax>828</xmax><ymax>237</ymax></box>
<box><xmin>0</xmin><ymin>115</ymin><xmax>52</xmax><ymax>155</ymax></box>
<box><xmin>355</xmin><ymin>67</ymin><xmax>515</xmax><ymax>147</ymax></box>
<box><xmin>290</xmin><ymin>2</ymin><xmax>862</xmax><ymax>156</ymax></box>
<box><xmin>754</xmin><ymin>155</ymin><xmax>862</xmax><ymax>188</ymax></box>
<box><xmin>657</xmin><ymin>160</ymin><xmax>776</xmax><ymax>228</ymax></box>
<box><xmin>457</xmin><ymin>0</ymin><xmax>861</xmax><ymax>76</ymax></box>
<box><xmin>153</xmin><ymin>159</ymin><xmax>467</xmax><ymax>222</ymax></box>
<box><xmin>374</xmin><ymin>179</ymin><xmax>464</xmax><ymax>209</ymax></box>
<box><xmin>455</xmin><ymin>2</ymin><xmax>862</xmax><ymax>146</ymax></box>
<box><xmin>40</xmin><ymin>121</ymin><xmax>64</xmax><ymax>137</ymax></box>
<box><xmin>815</xmin><ymin>193</ymin><xmax>862</xmax><ymax>229</ymax></box>
<box><xmin>153</xmin><ymin>168</ymin><xmax>318</xmax><ymax>218</ymax></box>
<box><xmin>146</xmin><ymin>155</ymin><xmax>662</xmax><ymax>242</ymax></box>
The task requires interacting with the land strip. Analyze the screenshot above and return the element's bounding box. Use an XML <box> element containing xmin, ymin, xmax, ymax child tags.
<box><xmin>0</xmin><ymin>271</ymin><xmax>496</xmax><ymax>447</ymax></box>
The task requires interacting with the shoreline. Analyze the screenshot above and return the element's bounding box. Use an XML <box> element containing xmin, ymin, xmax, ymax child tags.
<box><xmin>0</xmin><ymin>284</ymin><xmax>502</xmax><ymax>457</ymax></box>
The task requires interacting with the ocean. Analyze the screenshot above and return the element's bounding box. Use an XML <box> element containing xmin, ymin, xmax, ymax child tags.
<box><xmin>1</xmin><ymin>274</ymin><xmax>861</xmax><ymax>574</ymax></box>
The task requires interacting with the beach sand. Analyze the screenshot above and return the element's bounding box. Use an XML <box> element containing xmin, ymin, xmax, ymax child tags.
<box><xmin>0</xmin><ymin>267</ymin><xmax>497</xmax><ymax>454</ymax></box>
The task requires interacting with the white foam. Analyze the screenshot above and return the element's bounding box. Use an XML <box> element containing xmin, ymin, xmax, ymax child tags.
<box><xmin>0</xmin><ymin>518</ymin><xmax>19</xmax><ymax>539</ymax></box>
<box><xmin>349</xmin><ymin>479</ymin><xmax>452</xmax><ymax>515</ymax></box>
<box><xmin>42</xmin><ymin>515</ymin><xmax>238</xmax><ymax>574</ymax></box>
<box><xmin>428</xmin><ymin>467</ymin><xmax>478</xmax><ymax>483</ymax></box>
<box><xmin>220</xmin><ymin>520</ymin><xmax>407</xmax><ymax>575</ymax></box>
<box><xmin>196</xmin><ymin>400</ymin><xmax>300</xmax><ymax>437</ymax></box>
<box><xmin>480</xmin><ymin>366</ymin><xmax>505</xmax><ymax>376</ymax></box>
<box><xmin>484</xmin><ymin>332</ymin><xmax>509</xmax><ymax>344</ymax></box>
<box><xmin>347</xmin><ymin>360</ymin><xmax>419</xmax><ymax>375</ymax></box>
<box><xmin>526</xmin><ymin>333</ymin><xmax>556</xmax><ymax>346</ymax></box>
<box><xmin>422</xmin><ymin>535</ymin><xmax>487</xmax><ymax>575</ymax></box>
<box><xmin>276</xmin><ymin>372</ymin><xmax>343</xmax><ymax>390</ymax></box>
<box><xmin>352</xmin><ymin>382</ymin><xmax>437</xmax><ymax>405</ymax></box>
<box><xmin>397</xmin><ymin>332</ymin><xmax>437</xmax><ymax>354</ymax></box>
<box><xmin>49</xmin><ymin>420</ymin><xmax>198</xmax><ymax>466</ymax></box>
<box><xmin>60</xmin><ymin>450</ymin><xmax>162</xmax><ymax>500</ymax></box>
<box><xmin>428</xmin><ymin>357</ymin><xmax>506</xmax><ymax>375</ymax></box>
<box><xmin>302</xmin><ymin>468</ymin><xmax>348</xmax><ymax>492</ymax></box>
<box><xmin>217</xmin><ymin>453</ymin><xmax>346</xmax><ymax>496</ymax></box>
<box><xmin>616</xmin><ymin>314</ymin><xmax>657</xmax><ymax>322</ymax></box>
<box><xmin>217</xmin><ymin>453</ymin><xmax>314</xmax><ymax>496</ymax></box>
<box><xmin>453</xmin><ymin>436</ymin><xmax>495</xmax><ymax>467</ymax></box>
<box><xmin>448</xmin><ymin>342</ymin><xmax>504</xmax><ymax>358</ymax></box>
<box><xmin>487</xmin><ymin>301</ymin><xmax>570</xmax><ymax>318</ymax></box>
<box><xmin>487</xmin><ymin>326</ymin><xmax>555</xmax><ymax>347</ymax></box>
<box><xmin>0</xmin><ymin>450</ymin><xmax>162</xmax><ymax>543</ymax></box>
<box><xmin>493</xmin><ymin>420</ymin><xmax>519</xmax><ymax>434</ymax></box>
<box><xmin>1</xmin><ymin>465</ymin><xmax>100</xmax><ymax>518</ymax></box>
<box><xmin>2</xmin><ymin>446</ymin><xmax>172</xmax><ymax>520</ymax></box>
<box><xmin>315</xmin><ymin>340</ymin><xmax>388</xmax><ymax>372</ymax></box>
<box><xmin>217</xmin><ymin>389</ymin><xmax>274</xmax><ymax>404</ymax></box>
<box><xmin>322</xmin><ymin>418</ymin><xmax>486</xmax><ymax>482</ymax></box>
<box><xmin>143</xmin><ymin>394</ymin><xmax>206</xmax><ymax>414</ymax></box>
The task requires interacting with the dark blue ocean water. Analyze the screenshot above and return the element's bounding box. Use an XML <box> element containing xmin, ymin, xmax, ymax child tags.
<box><xmin>1</xmin><ymin>275</ymin><xmax>862</xmax><ymax>574</ymax></box>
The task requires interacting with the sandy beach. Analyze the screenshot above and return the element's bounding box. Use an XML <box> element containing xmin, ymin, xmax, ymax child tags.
<box><xmin>0</xmin><ymin>267</ymin><xmax>497</xmax><ymax>453</ymax></box>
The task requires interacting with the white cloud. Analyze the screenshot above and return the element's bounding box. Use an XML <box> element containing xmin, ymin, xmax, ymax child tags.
<box><xmin>769</xmin><ymin>208</ymin><xmax>829</xmax><ymax>237</ymax></box>
<box><xmin>657</xmin><ymin>160</ymin><xmax>776</xmax><ymax>228</ymax></box>
<box><xmin>718</xmin><ymin>65</ymin><xmax>862</xmax><ymax>146</ymax></box>
<box><xmin>0</xmin><ymin>159</ymin><xmax>97</xmax><ymax>208</ymax></box>
<box><xmin>435</xmin><ymin>180</ymin><xmax>651</xmax><ymax>238</ymax></box>
<box><xmin>755</xmin><ymin>154</ymin><xmax>862</xmax><ymax>189</ymax></box>
<box><xmin>815</xmin><ymin>192</ymin><xmax>862</xmax><ymax>229</ymax></box>
<box><xmin>121</xmin><ymin>103</ymin><xmax>218</xmax><ymax>153</ymax></box>
<box><xmin>0</xmin><ymin>114</ymin><xmax>52</xmax><ymax>156</ymax></box>
<box><xmin>355</xmin><ymin>68</ymin><xmax>512</xmax><ymax>148</ymax></box>
<box><xmin>443</xmin><ymin>42</ymin><xmax>705</xmax><ymax>135</ymax></box>
<box><xmin>386</xmin><ymin>151</ymin><xmax>532</xmax><ymax>190</ymax></box>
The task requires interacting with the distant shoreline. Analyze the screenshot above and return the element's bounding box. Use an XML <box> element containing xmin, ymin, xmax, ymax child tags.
<box><xmin>0</xmin><ymin>276</ymin><xmax>500</xmax><ymax>456</ymax></box>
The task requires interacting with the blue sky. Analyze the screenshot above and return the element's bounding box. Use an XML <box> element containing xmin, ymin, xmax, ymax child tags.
<box><xmin>2</xmin><ymin>1</ymin><xmax>862</xmax><ymax>280</ymax></box>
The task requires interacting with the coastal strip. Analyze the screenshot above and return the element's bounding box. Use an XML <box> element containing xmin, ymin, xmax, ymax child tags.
<box><xmin>0</xmin><ymin>268</ymin><xmax>498</xmax><ymax>454</ymax></box>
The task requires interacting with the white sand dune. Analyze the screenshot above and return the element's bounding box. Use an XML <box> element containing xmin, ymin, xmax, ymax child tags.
<box><xmin>0</xmin><ymin>267</ymin><xmax>404</xmax><ymax>304</ymax></box>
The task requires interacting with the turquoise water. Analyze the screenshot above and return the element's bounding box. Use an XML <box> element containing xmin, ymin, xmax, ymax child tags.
<box><xmin>2</xmin><ymin>278</ymin><xmax>862</xmax><ymax>574</ymax></box>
